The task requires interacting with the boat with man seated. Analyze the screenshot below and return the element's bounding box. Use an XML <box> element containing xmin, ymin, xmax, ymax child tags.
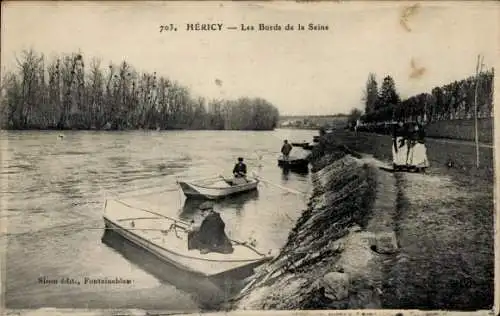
<box><xmin>102</xmin><ymin>198</ymin><xmax>273</xmax><ymax>278</ymax></box>
<box><xmin>177</xmin><ymin>175</ymin><xmax>259</xmax><ymax>200</ymax></box>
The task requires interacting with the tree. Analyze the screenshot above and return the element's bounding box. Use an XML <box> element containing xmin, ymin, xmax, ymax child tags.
<box><xmin>377</xmin><ymin>75</ymin><xmax>400</xmax><ymax>113</ymax></box>
<box><xmin>87</xmin><ymin>57</ymin><xmax>104</xmax><ymax>128</ymax></box>
<box><xmin>1</xmin><ymin>48</ymin><xmax>281</xmax><ymax>131</ymax></box>
<box><xmin>431</xmin><ymin>86</ymin><xmax>444</xmax><ymax>121</ymax></box>
<box><xmin>363</xmin><ymin>73</ymin><xmax>378</xmax><ymax>114</ymax></box>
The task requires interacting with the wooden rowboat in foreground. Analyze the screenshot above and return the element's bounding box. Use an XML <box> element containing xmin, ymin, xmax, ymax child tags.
<box><xmin>177</xmin><ymin>175</ymin><xmax>259</xmax><ymax>200</ymax></box>
<box><xmin>102</xmin><ymin>199</ymin><xmax>272</xmax><ymax>278</ymax></box>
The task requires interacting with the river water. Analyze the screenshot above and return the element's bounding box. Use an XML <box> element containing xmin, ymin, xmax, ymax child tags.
<box><xmin>1</xmin><ymin>128</ymin><xmax>318</xmax><ymax>311</ymax></box>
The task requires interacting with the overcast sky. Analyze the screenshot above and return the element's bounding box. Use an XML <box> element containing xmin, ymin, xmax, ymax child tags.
<box><xmin>1</xmin><ymin>1</ymin><xmax>498</xmax><ymax>115</ymax></box>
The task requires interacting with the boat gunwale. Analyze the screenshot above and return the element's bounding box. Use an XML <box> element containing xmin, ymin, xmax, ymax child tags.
<box><xmin>278</xmin><ymin>159</ymin><xmax>309</xmax><ymax>165</ymax></box>
<box><xmin>116</xmin><ymin>216</ymin><xmax>164</xmax><ymax>222</ymax></box>
<box><xmin>104</xmin><ymin>217</ymin><xmax>201</xmax><ymax>275</ymax></box>
<box><xmin>179</xmin><ymin>178</ymin><xmax>259</xmax><ymax>191</ymax></box>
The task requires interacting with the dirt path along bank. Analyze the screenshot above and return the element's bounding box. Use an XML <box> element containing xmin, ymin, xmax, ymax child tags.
<box><xmin>382</xmin><ymin>171</ymin><xmax>493</xmax><ymax>310</ymax></box>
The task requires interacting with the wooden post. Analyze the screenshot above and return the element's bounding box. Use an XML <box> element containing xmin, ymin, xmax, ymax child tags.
<box><xmin>474</xmin><ymin>54</ymin><xmax>484</xmax><ymax>168</ymax></box>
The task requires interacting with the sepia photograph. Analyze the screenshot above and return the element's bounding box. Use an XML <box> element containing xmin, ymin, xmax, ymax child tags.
<box><xmin>0</xmin><ymin>1</ymin><xmax>498</xmax><ymax>315</ymax></box>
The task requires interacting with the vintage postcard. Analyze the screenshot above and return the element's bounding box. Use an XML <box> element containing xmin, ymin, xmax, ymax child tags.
<box><xmin>0</xmin><ymin>1</ymin><xmax>498</xmax><ymax>316</ymax></box>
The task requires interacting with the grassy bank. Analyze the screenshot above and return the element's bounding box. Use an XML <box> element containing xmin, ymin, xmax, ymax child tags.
<box><xmin>425</xmin><ymin>117</ymin><xmax>493</xmax><ymax>144</ymax></box>
<box><xmin>319</xmin><ymin>130</ymin><xmax>494</xmax><ymax>310</ymax></box>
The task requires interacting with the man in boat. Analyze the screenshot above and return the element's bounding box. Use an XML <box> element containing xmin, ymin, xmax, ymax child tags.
<box><xmin>187</xmin><ymin>202</ymin><xmax>234</xmax><ymax>254</ymax></box>
<box><xmin>281</xmin><ymin>140</ymin><xmax>293</xmax><ymax>161</ymax></box>
<box><xmin>231</xmin><ymin>157</ymin><xmax>248</xmax><ymax>185</ymax></box>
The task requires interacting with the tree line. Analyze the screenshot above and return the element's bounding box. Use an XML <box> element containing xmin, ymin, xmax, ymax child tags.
<box><xmin>357</xmin><ymin>69</ymin><xmax>494</xmax><ymax>124</ymax></box>
<box><xmin>0</xmin><ymin>49</ymin><xmax>280</xmax><ymax>131</ymax></box>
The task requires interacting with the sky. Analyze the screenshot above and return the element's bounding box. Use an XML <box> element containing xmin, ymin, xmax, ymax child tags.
<box><xmin>1</xmin><ymin>1</ymin><xmax>498</xmax><ymax>116</ymax></box>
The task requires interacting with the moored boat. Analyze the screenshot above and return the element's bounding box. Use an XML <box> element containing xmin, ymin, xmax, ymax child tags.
<box><xmin>291</xmin><ymin>141</ymin><xmax>318</xmax><ymax>150</ymax></box>
<box><xmin>102</xmin><ymin>199</ymin><xmax>273</xmax><ymax>278</ymax></box>
<box><xmin>291</xmin><ymin>141</ymin><xmax>309</xmax><ymax>148</ymax></box>
<box><xmin>302</xmin><ymin>142</ymin><xmax>318</xmax><ymax>150</ymax></box>
<box><xmin>177</xmin><ymin>175</ymin><xmax>259</xmax><ymax>200</ymax></box>
<box><xmin>277</xmin><ymin>155</ymin><xmax>309</xmax><ymax>170</ymax></box>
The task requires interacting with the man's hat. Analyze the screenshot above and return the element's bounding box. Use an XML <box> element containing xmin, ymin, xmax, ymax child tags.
<box><xmin>238</xmin><ymin>157</ymin><xmax>244</xmax><ymax>161</ymax></box>
<box><xmin>199</xmin><ymin>201</ymin><xmax>214</xmax><ymax>210</ymax></box>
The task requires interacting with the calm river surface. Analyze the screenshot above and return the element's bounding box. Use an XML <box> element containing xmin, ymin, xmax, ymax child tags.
<box><xmin>1</xmin><ymin>128</ymin><xmax>318</xmax><ymax>311</ymax></box>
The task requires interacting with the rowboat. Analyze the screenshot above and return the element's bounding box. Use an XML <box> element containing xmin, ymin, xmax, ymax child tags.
<box><xmin>103</xmin><ymin>199</ymin><xmax>273</xmax><ymax>278</ymax></box>
<box><xmin>302</xmin><ymin>142</ymin><xmax>317</xmax><ymax>150</ymax></box>
<box><xmin>291</xmin><ymin>141</ymin><xmax>309</xmax><ymax>148</ymax></box>
<box><xmin>277</xmin><ymin>155</ymin><xmax>309</xmax><ymax>170</ymax></box>
<box><xmin>291</xmin><ymin>141</ymin><xmax>317</xmax><ymax>151</ymax></box>
<box><xmin>177</xmin><ymin>175</ymin><xmax>259</xmax><ymax>200</ymax></box>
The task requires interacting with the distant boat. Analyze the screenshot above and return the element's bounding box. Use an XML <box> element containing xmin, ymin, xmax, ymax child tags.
<box><xmin>291</xmin><ymin>141</ymin><xmax>319</xmax><ymax>150</ymax></box>
<box><xmin>102</xmin><ymin>199</ymin><xmax>273</xmax><ymax>278</ymax></box>
<box><xmin>301</xmin><ymin>142</ymin><xmax>318</xmax><ymax>150</ymax></box>
<box><xmin>291</xmin><ymin>141</ymin><xmax>309</xmax><ymax>148</ymax></box>
<box><xmin>177</xmin><ymin>175</ymin><xmax>259</xmax><ymax>200</ymax></box>
<box><xmin>277</xmin><ymin>155</ymin><xmax>309</xmax><ymax>170</ymax></box>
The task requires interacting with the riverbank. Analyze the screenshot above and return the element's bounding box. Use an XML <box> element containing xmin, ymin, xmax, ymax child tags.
<box><xmin>228</xmin><ymin>131</ymin><xmax>494</xmax><ymax>310</ymax></box>
<box><xmin>229</xmin><ymin>152</ymin><xmax>396</xmax><ymax>309</ymax></box>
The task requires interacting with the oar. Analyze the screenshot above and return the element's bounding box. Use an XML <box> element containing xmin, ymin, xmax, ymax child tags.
<box><xmin>114</xmin><ymin>199</ymin><xmax>191</xmax><ymax>226</ymax></box>
<box><xmin>86</xmin><ymin>227</ymin><xmax>175</xmax><ymax>231</ymax></box>
<box><xmin>252</xmin><ymin>172</ymin><xmax>308</xmax><ymax>196</ymax></box>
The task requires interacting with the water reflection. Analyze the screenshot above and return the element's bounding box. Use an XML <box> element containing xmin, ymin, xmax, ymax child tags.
<box><xmin>220</xmin><ymin>190</ymin><xmax>259</xmax><ymax>212</ymax></box>
<box><xmin>281</xmin><ymin>167</ymin><xmax>290</xmax><ymax>180</ymax></box>
<box><xmin>178</xmin><ymin>190</ymin><xmax>260</xmax><ymax>222</ymax></box>
<box><xmin>101</xmin><ymin>229</ymin><xmax>242</xmax><ymax>311</ymax></box>
<box><xmin>280</xmin><ymin>164</ymin><xmax>309</xmax><ymax>177</ymax></box>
